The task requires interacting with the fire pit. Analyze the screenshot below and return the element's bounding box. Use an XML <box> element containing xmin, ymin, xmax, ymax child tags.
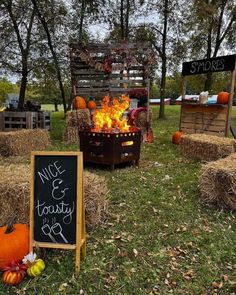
<box><xmin>79</xmin><ymin>128</ymin><xmax>141</xmax><ymax>169</ymax></box>
<box><xmin>79</xmin><ymin>95</ymin><xmax>141</xmax><ymax>169</ymax></box>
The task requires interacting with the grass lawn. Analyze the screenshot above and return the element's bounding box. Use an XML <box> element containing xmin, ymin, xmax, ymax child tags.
<box><xmin>1</xmin><ymin>105</ymin><xmax>236</xmax><ymax>295</ymax></box>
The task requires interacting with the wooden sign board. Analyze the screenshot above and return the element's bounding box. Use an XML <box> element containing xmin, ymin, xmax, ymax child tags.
<box><xmin>29</xmin><ymin>151</ymin><xmax>86</xmax><ymax>272</ymax></box>
<box><xmin>182</xmin><ymin>54</ymin><xmax>236</xmax><ymax>76</ymax></box>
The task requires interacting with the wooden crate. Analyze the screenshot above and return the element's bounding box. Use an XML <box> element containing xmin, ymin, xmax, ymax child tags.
<box><xmin>0</xmin><ymin>111</ymin><xmax>51</xmax><ymax>131</ymax></box>
<box><xmin>37</xmin><ymin>111</ymin><xmax>51</xmax><ymax>130</ymax></box>
<box><xmin>0</xmin><ymin>111</ymin><xmax>37</xmax><ymax>131</ymax></box>
<box><xmin>180</xmin><ymin>103</ymin><xmax>228</xmax><ymax>137</ymax></box>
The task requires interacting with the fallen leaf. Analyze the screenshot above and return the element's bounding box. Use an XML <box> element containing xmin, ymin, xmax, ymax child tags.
<box><xmin>212</xmin><ymin>281</ymin><xmax>223</xmax><ymax>289</ymax></box>
<box><xmin>58</xmin><ymin>283</ymin><xmax>68</xmax><ymax>292</ymax></box>
<box><xmin>183</xmin><ymin>269</ymin><xmax>194</xmax><ymax>280</ymax></box>
<box><xmin>133</xmin><ymin>248</ymin><xmax>138</xmax><ymax>257</ymax></box>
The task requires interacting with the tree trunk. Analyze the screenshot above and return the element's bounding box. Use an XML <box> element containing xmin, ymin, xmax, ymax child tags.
<box><xmin>31</xmin><ymin>0</ymin><xmax>67</xmax><ymax>114</ymax></box>
<box><xmin>120</xmin><ymin>0</ymin><xmax>125</xmax><ymax>39</ymax></box>
<box><xmin>54</xmin><ymin>100</ymin><xmax>58</xmax><ymax>112</ymax></box>
<box><xmin>159</xmin><ymin>0</ymin><xmax>168</xmax><ymax>119</ymax></box>
<box><xmin>159</xmin><ymin>56</ymin><xmax>166</xmax><ymax>118</ymax></box>
<box><xmin>79</xmin><ymin>0</ymin><xmax>86</xmax><ymax>41</ymax></box>
<box><xmin>18</xmin><ymin>69</ymin><xmax>28</xmax><ymax>110</ymax></box>
<box><xmin>125</xmin><ymin>0</ymin><xmax>130</xmax><ymax>38</ymax></box>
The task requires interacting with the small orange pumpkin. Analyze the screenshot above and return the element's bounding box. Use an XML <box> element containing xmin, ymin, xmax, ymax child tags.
<box><xmin>217</xmin><ymin>91</ymin><xmax>230</xmax><ymax>104</ymax></box>
<box><xmin>172</xmin><ymin>131</ymin><xmax>183</xmax><ymax>145</ymax></box>
<box><xmin>2</xmin><ymin>260</ymin><xmax>27</xmax><ymax>285</ymax></box>
<box><xmin>87</xmin><ymin>100</ymin><xmax>97</xmax><ymax>110</ymax></box>
<box><xmin>0</xmin><ymin>221</ymin><xmax>29</xmax><ymax>270</ymax></box>
<box><xmin>74</xmin><ymin>96</ymin><xmax>87</xmax><ymax>109</ymax></box>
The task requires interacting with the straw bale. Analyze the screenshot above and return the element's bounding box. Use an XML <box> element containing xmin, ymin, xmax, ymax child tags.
<box><xmin>66</xmin><ymin>109</ymin><xmax>91</xmax><ymax>128</ymax></box>
<box><xmin>199</xmin><ymin>153</ymin><xmax>236</xmax><ymax>211</ymax></box>
<box><xmin>83</xmin><ymin>171</ymin><xmax>109</xmax><ymax>229</ymax></box>
<box><xmin>0</xmin><ymin>164</ymin><xmax>109</xmax><ymax>230</ymax></box>
<box><xmin>63</xmin><ymin>126</ymin><xmax>79</xmax><ymax>143</ymax></box>
<box><xmin>0</xmin><ymin>129</ymin><xmax>51</xmax><ymax>157</ymax></box>
<box><xmin>179</xmin><ymin>133</ymin><xmax>236</xmax><ymax>161</ymax></box>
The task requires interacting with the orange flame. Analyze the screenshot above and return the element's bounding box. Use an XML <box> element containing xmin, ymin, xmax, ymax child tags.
<box><xmin>92</xmin><ymin>95</ymin><xmax>130</xmax><ymax>132</ymax></box>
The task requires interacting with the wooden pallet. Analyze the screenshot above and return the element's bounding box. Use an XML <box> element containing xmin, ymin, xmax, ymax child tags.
<box><xmin>0</xmin><ymin>111</ymin><xmax>51</xmax><ymax>131</ymax></box>
<box><xmin>69</xmin><ymin>42</ymin><xmax>152</xmax><ymax>100</ymax></box>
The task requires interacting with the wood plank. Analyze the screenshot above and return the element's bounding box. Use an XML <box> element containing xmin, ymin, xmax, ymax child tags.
<box><xmin>181</xmin><ymin>128</ymin><xmax>225</xmax><ymax>136</ymax></box>
<box><xmin>181</xmin><ymin>112</ymin><xmax>227</xmax><ymax>121</ymax></box>
<box><xmin>181</xmin><ymin>122</ymin><xmax>226</xmax><ymax>132</ymax></box>
<box><xmin>77</xmin><ymin>81</ymin><xmax>109</xmax><ymax>87</ymax></box>
<box><xmin>182</xmin><ymin>104</ymin><xmax>228</xmax><ymax>114</ymax></box>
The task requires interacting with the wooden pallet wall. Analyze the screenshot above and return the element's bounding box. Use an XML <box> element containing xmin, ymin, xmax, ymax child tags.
<box><xmin>69</xmin><ymin>42</ymin><xmax>153</xmax><ymax>100</ymax></box>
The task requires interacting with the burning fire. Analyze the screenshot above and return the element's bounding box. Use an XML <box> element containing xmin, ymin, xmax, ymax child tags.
<box><xmin>92</xmin><ymin>95</ymin><xmax>131</xmax><ymax>132</ymax></box>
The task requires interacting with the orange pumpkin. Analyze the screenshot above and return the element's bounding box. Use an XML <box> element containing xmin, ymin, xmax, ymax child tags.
<box><xmin>74</xmin><ymin>96</ymin><xmax>87</xmax><ymax>109</ymax></box>
<box><xmin>217</xmin><ymin>91</ymin><xmax>230</xmax><ymax>104</ymax></box>
<box><xmin>2</xmin><ymin>260</ymin><xmax>27</xmax><ymax>285</ymax></box>
<box><xmin>87</xmin><ymin>100</ymin><xmax>97</xmax><ymax>110</ymax></box>
<box><xmin>172</xmin><ymin>131</ymin><xmax>183</xmax><ymax>145</ymax></box>
<box><xmin>0</xmin><ymin>222</ymin><xmax>29</xmax><ymax>270</ymax></box>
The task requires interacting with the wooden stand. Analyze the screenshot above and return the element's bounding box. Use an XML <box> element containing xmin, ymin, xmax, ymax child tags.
<box><xmin>180</xmin><ymin>54</ymin><xmax>236</xmax><ymax>137</ymax></box>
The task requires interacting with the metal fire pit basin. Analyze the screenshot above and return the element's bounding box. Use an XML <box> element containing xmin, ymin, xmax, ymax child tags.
<box><xmin>79</xmin><ymin>129</ymin><xmax>141</xmax><ymax>169</ymax></box>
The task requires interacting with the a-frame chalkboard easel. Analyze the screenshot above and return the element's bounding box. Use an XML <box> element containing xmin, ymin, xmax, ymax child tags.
<box><xmin>30</xmin><ymin>151</ymin><xmax>86</xmax><ymax>272</ymax></box>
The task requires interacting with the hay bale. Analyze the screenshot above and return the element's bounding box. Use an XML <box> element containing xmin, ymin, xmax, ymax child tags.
<box><xmin>200</xmin><ymin>153</ymin><xmax>236</xmax><ymax>211</ymax></box>
<box><xmin>0</xmin><ymin>129</ymin><xmax>51</xmax><ymax>157</ymax></box>
<box><xmin>84</xmin><ymin>171</ymin><xmax>109</xmax><ymax>229</ymax></box>
<box><xmin>0</xmin><ymin>164</ymin><xmax>108</xmax><ymax>229</ymax></box>
<box><xmin>66</xmin><ymin>109</ymin><xmax>91</xmax><ymax>128</ymax></box>
<box><xmin>63</xmin><ymin>126</ymin><xmax>79</xmax><ymax>143</ymax></box>
<box><xmin>0</xmin><ymin>164</ymin><xmax>30</xmax><ymax>224</ymax></box>
<box><xmin>179</xmin><ymin>133</ymin><xmax>236</xmax><ymax>161</ymax></box>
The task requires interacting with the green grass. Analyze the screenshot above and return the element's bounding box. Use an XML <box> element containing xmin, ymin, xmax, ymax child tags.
<box><xmin>1</xmin><ymin>106</ymin><xmax>236</xmax><ymax>295</ymax></box>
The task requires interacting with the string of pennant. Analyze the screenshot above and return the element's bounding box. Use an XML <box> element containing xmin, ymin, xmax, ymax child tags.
<box><xmin>76</xmin><ymin>48</ymin><xmax>157</xmax><ymax>73</ymax></box>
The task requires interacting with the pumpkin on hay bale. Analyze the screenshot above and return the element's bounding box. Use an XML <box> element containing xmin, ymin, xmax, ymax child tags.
<box><xmin>73</xmin><ymin>96</ymin><xmax>87</xmax><ymax>109</ymax></box>
<box><xmin>199</xmin><ymin>153</ymin><xmax>236</xmax><ymax>211</ymax></box>
<box><xmin>179</xmin><ymin>133</ymin><xmax>236</xmax><ymax>161</ymax></box>
<box><xmin>0</xmin><ymin>129</ymin><xmax>51</xmax><ymax>157</ymax></box>
<box><xmin>0</xmin><ymin>164</ymin><xmax>108</xmax><ymax>230</ymax></box>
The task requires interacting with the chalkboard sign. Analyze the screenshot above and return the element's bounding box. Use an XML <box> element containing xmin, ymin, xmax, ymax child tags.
<box><xmin>30</xmin><ymin>151</ymin><xmax>86</xmax><ymax>272</ymax></box>
<box><xmin>182</xmin><ymin>54</ymin><xmax>236</xmax><ymax>76</ymax></box>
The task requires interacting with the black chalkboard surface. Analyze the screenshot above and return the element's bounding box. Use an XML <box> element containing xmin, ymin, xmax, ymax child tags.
<box><xmin>33</xmin><ymin>154</ymin><xmax>78</xmax><ymax>244</ymax></box>
<box><xmin>182</xmin><ymin>54</ymin><xmax>236</xmax><ymax>76</ymax></box>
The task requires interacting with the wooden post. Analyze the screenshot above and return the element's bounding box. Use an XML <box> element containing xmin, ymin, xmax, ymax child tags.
<box><xmin>226</xmin><ymin>63</ymin><xmax>236</xmax><ymax>136</ymax></box>
<box><xmin>0</xmin><ymin>112</ymin><xmax>4</xmax><ymax>131</ymax></box>
<box><xmin>179</xmin><ymin>76</ymin><xmax>187</xmax><ymax>131</ymax></box>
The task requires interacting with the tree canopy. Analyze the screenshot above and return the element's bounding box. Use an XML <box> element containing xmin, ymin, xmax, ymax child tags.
<box><xmin>0</xmin><ymin>0</ymin><xmax>235</xmax><ymax>114</ymax></box>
